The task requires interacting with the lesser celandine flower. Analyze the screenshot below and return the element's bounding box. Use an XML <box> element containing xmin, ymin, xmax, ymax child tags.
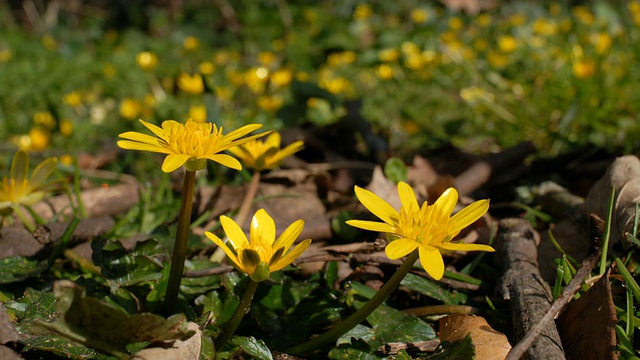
<box><xmin>177</xmin><ymin>72</ymin><xmax>204</xmax><ymax>95</ymax></box>
<box><xmin>228</xmin><ymin>132</ymin><xmax>303</xmax><ymax>171</ymax></box>
<box><xmin>206</xmin><ymin>209</ymin><xmax>312</xmax><ymax>282</ymax></box>
<box><xmin>347</xmin><ymin>182</ymin><xmax>494</xmax><ymax>280</ymax></box>
<box><xmin>117</xmin><ymin>119</ymin><xmax>266</xmax><ymax>173</ymax></box>
<box><xmin>1</xmin><ymin>150</ymin><xmax>58</xmax><ymax>230</ymax></box>
<box><xmin>136</xmin><ymin>51</ymin><xmax>158</xmax><ymax>71</ymax></box>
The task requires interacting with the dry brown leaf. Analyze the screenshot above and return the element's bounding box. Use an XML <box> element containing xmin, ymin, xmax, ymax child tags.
<box><xmin>439</xmin><ymin>314</ymin><xmax>511</xmax><ymax>360</ymax></box>
<box><xmin>584</xmin><ymin>155</ymin><xmax>640</xmax><ymax>249</ymax></box>
<box><xmin>132</xmin><ymin>322</ymin><xmax>202</xmax><ymax>360</ymax></box>
<box><xmin>556</xmin><ymin>270</ymin><xmax>618</xmax><ymax>360</ymax></box>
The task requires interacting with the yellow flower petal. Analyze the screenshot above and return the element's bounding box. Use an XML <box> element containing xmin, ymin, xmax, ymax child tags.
<box><xmin>118</xmin><ymin>131</ymin><xmax>164</xmax><ymax>146</ymax></box>
<box><xmin>273</xmin><ymin>219</ymin><xmax>305</xmax><ymax>253</ymax></box>
<box><xmin>251</xmin><ymin>209</ymin><xmax>276</xmax><ymax>248</ymax></box>
<box><xmin>11</xmin><ymin>150</ymin><xmax>28</xmax><ymax>184</ymax></box>
<box><xmin>345</xmin><ymin>219</ymin><xmax>395</xmax><ymax>233</ymax></box>
<box><xmin>117</xmin><ymin>140</ymin><xmax>170</xmax><ymax>154</ymax></box>
<box><xmin>398</xmin><ymin>182</ymin><xmax>419</xmax><ymax>213</ymax></box>
<box><xmin>271</xmin><ymin>238</ymin><xmax>311</xmax><ymax>272</ymax></box>
<box><xmin>419</xmin><ymin>245</ymin><xmax>445</xmax><ymax>280</ymax></box>
<box><xmin>220</xmin><ymin>215</ymin><xmax>249</xmax><ymax>250</ymax></box>
<box><xmin>224</xmin><ymin>124</ymin><xmax>264</xmax><ymax>143</ymax></box>
<box><xmin>227</xmin><ymin>131</ymin><xmax>273</xmax><ymax>148</ymax></box>
<box><xmin>434</xmin><ymin>188</ymin><xmax>458</xmax><ymax>216</ymax></box>
<box><xmin>207</xmin><ymin>154</ymin><xmax>242</xmax><ymax>170</ymax></box>
<box><xmin>354</xmin><ymin>186</ymin><xmax>398</xmax><ymax>225</ymax></box>
<box><xmin>161</xmin><ymin>154</ymin><xmax>191</xmax><ymax>173</ymax></box>
<box><xmin>139</xmin><ymin>119</ymin><xmax>167</xmax><ymax>139</ymax></box>
<box><xmin>205</xmin><ymin>231</ymin><xmax>242</xmax><ymax>269</ymax></box>
<box><xmin>29</xmin><ymin>158</ymin><xmax>57</xmax><ymax>189</ymax></box>
<box><xmin>449</xmin><ymin>199</ymin><xmax>489</xmax><ymax>235</ymax></box>
<box><xmin>385</xmin><ymin>238</ymin><xmax>418</xmax><ymax>259</ymax></box>
<box><xmin>439</xmin><ymin>242</ymin><xmax>495</xmax><ymax>252</ymax></box>
<box><xmin>264</xmin><ymin>132</ymin><xmax>281</xmax><ymax>148</ymax></box>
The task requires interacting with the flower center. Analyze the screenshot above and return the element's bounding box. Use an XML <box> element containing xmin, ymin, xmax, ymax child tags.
<box><xmin>164</xmin><ymin>121</ymin><xmax>224</xmax><ymax>157</ymax></box>
<box><xmin>397</xmin><ymin>202</ymin><xmax>451</xmax><ymax>247</ymax></box>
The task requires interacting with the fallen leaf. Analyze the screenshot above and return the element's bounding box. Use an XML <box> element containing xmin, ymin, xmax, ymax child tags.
<box><xmin>556</xmin><ymin>270</ymin><xmax>618</xmax><ymax>360</ymax></box>
<box><xmin>366</xmin><ymin>165</ymin><xmax>401</xmax><ymax>211</ymax></box>
<box><xmin>132</xmin><ymin>322</ymin><xmax>203</xmax><ymax>360</ymax></box>
<box><xmin>439</xmin><ymin>314</ymin><xmax>511</xmax><ymax>360</ymax></box>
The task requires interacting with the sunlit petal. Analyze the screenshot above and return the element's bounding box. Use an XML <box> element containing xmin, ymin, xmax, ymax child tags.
<box><xmin>449</xmin><ymin>199</ymin><xmax>489</xmax><ymax>235</ymax></box>
<box><xmin>264</xmin><ymin>132</ymin><xmax>281</xmax><ymax>148</ymax></box>
<box><xmin>439</xmin><ymin>242</ymin><xmax>495</xmax><ymax>252</ymax></box>
<box><xmin>273</xmin><ymin>219</ymin><xmax>304</xmax><ymax>253</ymax></box>
<box><xmin>206</xmin><ymin>153</ymin><xmax>242</xmax><ymax>170</ymax></box>
<box><xmin>139</xmin><ymin>119</ymin><xmax>168</xmax><ymax>139</ymax></box>
<box><xmin>434</xmin><ymin>187</ymin><xmax>458</xmax><ymax>215</ymax></box>
<box><xmin>223</xmin><ymin>124</ymin><xmax>263</xmax><ymax>142</ymax></box>
<box><xmin>161</xmin><ymin>154</ymin><xmax>191</xmax><ymax>173</ymax></box>
<box><xmin>354</xmin><ymin>186</ymin><xmax>398</xmax><ymax>225</ymax></box>
<box><xmin>118</xmin><ymin>131</ymin><xmax>164</xmax><ymax>145</ymax></box>
<box><xmin>117</xmin><ymin>140</ymin><xmax>170</xmax><ymax>154</ymax></box>
<box><xmin>226</xmin><ymin>132</ymin><xmax>272</xmax><ymax>148</ymax></box>
<box><xmin>251</xmin><ymin>209</ymin><xmax>276</xmax><ymax>246</ymax></box>
<box><xmin>385</xmin><ymin>239</ymin><xmax>417</xmax><ymax>259</ymax></box>
<box><xmin>398</xmin><ymin>182</ymin><xmax>419</xmax><ymax>213</ymax></box>
<box><xmin>346</xmin><ymin>219</ymin><xmax>395</xmax><ymax>233</ymax></box>
<box><xmin>270</xmin><ymin>239</ymin><xmax>311</xmax><ymax>272</ymax></box>
<box><xmin>419</xmin><ymin>245</ymin><xmax>445</xmax><ymax>280</ymax></box>
<box><xmin>220</xmin><ymin>215</ymin><xmax>249</xmax><ymax>249</ymax></box>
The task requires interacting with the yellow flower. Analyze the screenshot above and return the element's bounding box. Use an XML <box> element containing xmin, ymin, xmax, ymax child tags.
<box><xmin>189</xmin><ymin>104</ymin><xmax>207</xmax><ymax>123</ymax></box>
<box><xmin>498</xmin><ymin>35</ymin><xmax>517</xmax><ymax>53</ymax></box>
<box><xmin>379</xmin><ymin>48</ymin><xmax>400</xmax><ymax>63</ymax></box>
<box><xmin>0</xmin><ymin>48</ymin><xmax>12</xmax><ymax>62</ymax></box>
<box><xmin>573</xmin><ymin>59</ymin><xmax>596</xmax><ymax>79</ymax></box>
<box><xmin>60</xmin><ymin>119</ymin><xmax>73</xmax><ymax>136</ymax></box>
<box><xmin>354</xmin><ymin>4</ymin><xmax>373</xmax><ymax>21</ymax></box>
<box><xmin>119</xmin><ymin>98</ymin><xmax>142</xmax><ymax>120</ymax></box>
<box><xmin>33</xmin><ymin>111</ymin><xmax>56</xmax><ymax>129</ymax></box>
<box><xmin>410</xmin><ymin>8</ymin><xmax>429</xmax><ymax>24</ymax></box>
<box><xmin>183</xmin><ymin>36</ymin><xmax>200</xmax><ymax>52</ymax></box>
<box><xmin>346</xmin><ymin>182</ymin><xmax>493</xmax><ymax>280</ymax></box>
<box><xmin>270</xmin><ymin>69</ymin><xmax>293</xmax><ymax>87</ymax></box>
<box><xmin>376</xmin><ymin>64</ymin><xmax>394</xmax><ymax>80</ymax></box>
<box><xmin>206</xmin><ymin>209</ymin><xmax>312</xmax><ymax>282</ymax></box>
<box><xmin>177</xmin><ymin>73</ymin><xmax>204</xmax><ymax>95</ymax></box>
<box><xmin>118</xmin><ymin>119</ymin><xmax>266</xmax><ymax>173</ymax></box>
<box><xmin>200</xmin><ymin>61</ymin><xmax>216</xmax><ymax>75</ymax></box>
<box><xmin>136</xmin><ymin>51</ymin><xmax>158</xmax><ymax>71</ymax></box>
<box><xmin>257</xmin><ymin>95</ymin><xmax>284</xmax><ymax>112</ymax></box>
<box><xmin>0</xmin><ymin>150</ymin><xmax>58</xmax><ymax>217</ymax></box>
<box><xmin>62</xmin><ymin>92</ymin><xmax>83</xmax><ymax>107</ymax></box>
<box><xmin>28</xmin><ymin>128</ymin><xmax>50</xmax><ymax>151</ymax></box>
<box><xmin>228</xmin><ymin>132</ymin><xmax>303</xmax><ymax>171</ymax></box>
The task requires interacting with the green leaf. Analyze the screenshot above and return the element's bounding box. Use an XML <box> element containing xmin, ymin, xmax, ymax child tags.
<box><xmin>328</xmin><ymin>338</ymin><xmax>384</xmax><ymax>359</ymax></box>
<box><xmin>91</xmin><ymin>239</ymin><xmax>165</xmax><ymax>291</ymax></box>
<box><xmin>400</xmin><ymin>273</ymin><xmax>467</xmax><ymax>305</ymax></box>
<box><xmin>616</xmin><ymin>257</ymin><xmax>640</xmax><ymax>304</ymax></box>
<box><xmin>230</xmin><ymin>336</ymin><xmax>273</xmax><ymax>360</ymax></box>
<box><xmin>0</xmin><ymin>256</ymin><xmax>49</xmax><ymax>284</ymax></box>
<box><xmin>31</xmin><ymin>280</ymin><xmax>194</xmax><ymax>357</ymax></box>
<box><xmin>426</xmin><ymin>334</ymin><xmax>476</xmax><ymax>360</ymax></box>
<box><xmin>384</xmin><ymin>157</ymin><xmax>408</xmax><ymax>184</ymax></box>
<box><xmin>180</xmin><ymin>258</ymin><xmax>223</xmax><ymax>296</ymax></box>
<box><xmin>337</xmin><ymin>324</ymin><xmax>375</xmax><ymax>345</ymax></box>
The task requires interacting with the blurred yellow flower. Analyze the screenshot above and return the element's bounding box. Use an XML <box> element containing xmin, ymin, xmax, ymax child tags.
<box><xmin>376</xmin><ymin>64</ymin><xmax>394</xmax><ymax>80</ymax></box>
<box><xmin>117</xmin><ymin>119</ymin><xmax>265</xmax><ymax>172</ymax></box>
<box><xmin>573</xmin><ymin>6</ymin><xmax>594</xmax><ymax>25</ymax></box>
<box><xmin>59</xmin><ymin>154</ymin><xmax>74</xmax><ymax>165</ymax></box>
<box><xmin>533</xmin><ymin>19</ymin><xmax>557</xmax><ymax>36</ymax></box>
<box><xmin>271</xmin><ymin>69</ymin><xmax>293</xmax><ymax>87</ymax></box>
<box><xmin>63</xmin><ymin>92</ymin><xmax>83</xmax><ymax>107</ymax></box>
<box><xmin>0</xmin><ymin>150</ymin><xmax>58</xmax><ymax>218</ymax></box>
<box><xmin>28</xmin><ymin>128</ymin><xmax>50</xmax><ymax>151</ymax></box>
<box><xmin>328</xmin><ymin>51</ymin><xmax>357</xmax><ymax>67</ymax></box>
<box><xmin>183</xmin><ymin>36</ymin><xmax>200</xmax><ymax>52</ymax></box>
<box><xmin>509</xmin><ymin>13</ymin><xmax>527</xmax><ymax>26</ymax></box>
<box><xmin>41</xmin><ymin>34</ymin><xmax>57</xmax><ymax>50</ymax></box>
<box><xmin>498</xmin><ymin>35</ymin><xmax>517</xmax><ymax>53</ymax></box>
<box><xmin>246</xmin><ymin>67</ymin><xmax>270</xmax><ymax>94</ymax></box>
<box><xmin>320</xmin><ymin>76</ymin><xmax>352</xmax><ymax>95</ymax></box>
<box><xmin>60</xmin><ymin>119</ymin><xmax>73</xmax><ymax>136</ymax></box>
<box><xmin>573</xmin><ymin>59</ymin><xmax>596</xmax><ymax>79</ymax></box>
<box><xmin>460</xmin><ymin>86</ymin><xmax>494</xmax><ymax>105</ymax></box>
<box><xmin>0</xmin><ymin>48</ymin><xmax>12</xmax><ymax>62</ymax></box>
<box><xmin>258</xmin><ymin>51</ymin><xmax>276</xmax><ymax>66</ymax></box>
<box><xmin>33</xmin><ymin>111</ymin><xmax>55</xmax><ymax>129</ymax></box>
<box><xmin>448</xmin><ymin>17</ymin><xmax>463</xmax><ymax>31</ymax></box>
<box><xmin>410</xmin><ymin>8</ymin><xmax>429</xmax><ymax>24</ymax></box>
<box><xmin>177</xmin><ymin>72</ymin><xmax>204</xmax><ymax>95</ymax></box>
<box><xmin>592</xmin><ymin>33</ymin><xmax>612</xmax><ymax>54</ymax></box>
<box><xmin>136</xmin><ymin>51</ymin><xmax>158</xmax><ymax>71</ymax></box>
<box><xmin>346</xmin><ymin>182</ymin><xmax>493</xmax><ymax>280</ymax></box>
<box><xmin>119</xmin><ymin>98</ymin><xmax>142</xmax><ymax>120</ymax></box>
<box><xmin>205</xmin><ymin>209</ymin><xmax>312</xmax><ymax>282</ymax></box>
<box><xmin>215</xmin><ymin>87</ymin><xmax>232</xmax><ymax>103</ymax></box>
<box><xmin>189</xmin><ymin>104</ymin><xmax>207</xmax><ymax>123</ymax></box>
<box><xmin>228</xmin><ymin>132</ymin><xmax>304</xmax><ymax>171</ymax></box>
<box><xmin>200</xmin><ymin>61</ymin><xmax>216</xmax><ymax>75</ymax></box>
<box><xmin>487</xmin><ymin>51</ymin><xmax>509</xmax><ymax>68</ymax></box>
<box><xmin>257</xmin><ymin>95</ymin><xmax>284</xmax><ymax>112</ymax></box>
<box><xmin>476</xmin><ymin>13</ymin><xmax>492</xmax><ymax>27</ymax></box>
<box><xmin>379</xmin><ymin>48</ymin><xmax>400</xmax><ymax>63</ymax></box>
<box><xmin>103</xmin><ymin>64</ymin><xmax>117</xmax><ymax>78</ymax></box>
<box><xmin>354</xmin><ymin>4</ymin><xmax>373</xmax><ymax>21</ymax></box>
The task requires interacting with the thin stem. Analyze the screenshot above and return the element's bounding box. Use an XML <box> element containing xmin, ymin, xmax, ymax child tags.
<box><xmin>214</xmin><ymin>279</ymin><xmax>260</xmax><ymax>349</ymax></box>
<box><xmin>286</xmin><ymin>251</ymin><xmax>419</xmax><ymax>356</ymax></box>
<box><xmin>164</xmin><ymin>169</ymin><xmax>197</xmax><ymax>313</ymax></box>
<box><xmin>211</xmin><ymin>171</ymin><xmax>261</xmax><ymax>263</ymax></box>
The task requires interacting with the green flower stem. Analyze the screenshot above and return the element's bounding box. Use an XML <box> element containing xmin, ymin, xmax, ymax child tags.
<box><xmin>211</xmin><ymin>171</ymin><xmax>261</xmax><ymax>263</ymax></box>
<box><xmin>286</xmin><ymin>250</ymin><xmax>419</xmax><ymax>356</ymax></box>
<box><xmin>214</xmin><ymin>279</ymin><xmax>260</xmax><ymax>349</ymax></box>
<box><xmin>164</xmin><ymin>169</ymin><xmax>197</xmax><ymax>312</ymax></box>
